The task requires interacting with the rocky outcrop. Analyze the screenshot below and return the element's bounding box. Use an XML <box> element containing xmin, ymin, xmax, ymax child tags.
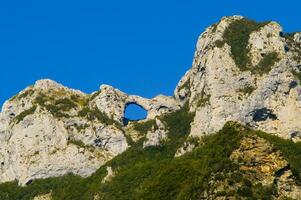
<box><xmin>91</xmin><ymin>84</ymin><xmax>180</xmax><ymax>124</ymax></box>
<box><xmin>175</xmin><ymin>16</ymin><xmax>301</xmax><ymax>141</ymax></box>
<box><xmin>0</xmin><ymin>79</ymin><xmax>177</xmax><ymax>185</ymax></box>
<box><xmin>33</xmin><ymin>193</ymin><xmax>52</xmax><ymax>200</ymax></box>
<box><xmin>201</xmin><ymin>135</ymin><xmax>301</xmax><ymax>199</ymax></box>
<box><xmin>101</xmin><ymin>166</ymin><xmax>114</xmax><ymax>183</ymax></box>
<box><xmin>143</xmin><ymin>118</ymin><xmax>168</xmax><ymax>148</ymax></box>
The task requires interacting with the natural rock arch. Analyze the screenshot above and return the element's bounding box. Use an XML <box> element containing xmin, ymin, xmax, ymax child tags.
<box><xmin>123</xmin><ymin>102</ymin><xmax>148</xmax><ymax>125</ymax></box>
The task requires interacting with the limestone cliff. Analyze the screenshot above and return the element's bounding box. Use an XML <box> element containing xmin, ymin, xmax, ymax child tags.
<box><xmin>0</xmin><ymin>79</ymin><xmax>178</xmax><ymax>185</ymax></box>
<box><xmin>1</xmin><ymin>15</ymin><xmax>301</xmax><ymax>200</ymax></box>
<box><xmin>175</xmin><ymin>16</ymin><xmax>301</xmax><ymax>142</ymax></box>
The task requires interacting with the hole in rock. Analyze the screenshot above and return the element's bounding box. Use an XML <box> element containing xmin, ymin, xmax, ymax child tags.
<box><xmin>25</xmin><ymin>179</ymin><xmax>33</xmax><ymax>185</ymax></box>
<box><xmin>252</xmin><ymin>108</ymin><xmax>277</xmax><ymax>122</ymax></box>
<box><xmin>124</xmin><ymin>103</ymin><xmax>147</xmax><ymax>125</ymax></box>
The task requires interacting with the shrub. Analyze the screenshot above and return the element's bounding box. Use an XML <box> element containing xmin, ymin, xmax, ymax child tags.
<box><xmin>238</xmin><ymin>85</ymin><xmax>256</xmax><ymax>95</ymax></box>
<box><xmin>195</xmin><ymin>87</ymin><xmax>211</xmax><ymax>107</ymax></box>
<box><xmin>14</xmin><ymin>106</ymin><xmax>37</xmax><ymax>124</ymax></box>
<box><xmin>178</xmin><ymin>79</ymin><xmax>190</xmax><ymax>92</ymax></box>
<box><xmin>78</xmin><ymin>107</ymin><xmax>119</xmax><ymax>127</ymax></box>
<box><xmin>18</xmin><ymin>88</ymin><xmax>34</xmax><ymax>100</ymax></box>
<box><xmin>215</xmin><ymin>40</ymin><xmax>225</xmax><ymax>48</ymax></box>
<box><xmin>44</xmin><ymin>104</ymin><xmax>70</xmax><ymax>118</ymax></box>
<box><xmin>68</xmin><ymin>139</ymin><xmax>94</xmax><ymax>150</ymax></box>
<box><xmin>54</xmin><ymin>98</ymin><xmax>77</xmax><ymax>111</ymax></box>
<box><xmin>89</xmin><ymin>90</ymin><xmax>102</xmax><ymax>101</ymax></box>
<box><xmin>292</xmin><ymin>70</ymin><xmax>301</xmax><ymax>82</ymax></box>
<box><xmin>132</xmin><ymin>119</ymin><xmax>157</xmax><ymax>135</ymax></box>
<box><xmin>252</xmin><ymin>52</ymin><xmax>280</xmax><ymax>74</ymax></box>
<box><xmin>70</xmin><ymin>95</ymin><xmax>89</xmax><ymax>107</ymax></box>
<box><xmin>223</xmin><ymin>18</ymin><xmax>270</xmax><ymax>71</ymax></box>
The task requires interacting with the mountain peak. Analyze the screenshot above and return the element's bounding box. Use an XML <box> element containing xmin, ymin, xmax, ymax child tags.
<box><xmin>34</xmin><ymin>79</ymin><xmax>63</xmax><ymax>90</ymax></box>
<box><xmin>1</xmin><ymin>16</ymin><xmax>301</xmax><ymax>199</ymax></box>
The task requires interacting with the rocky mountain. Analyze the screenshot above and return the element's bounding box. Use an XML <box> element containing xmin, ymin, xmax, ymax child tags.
<box><xmin>1</xmin><ymin>15</ymin><xmax>301</xmax><ymax>200</ymax></box>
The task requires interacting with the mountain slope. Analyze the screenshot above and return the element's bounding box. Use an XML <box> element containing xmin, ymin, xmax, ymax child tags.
<box><xmin>1</xmin><ymin>119</ymin><xmax>301</xmax><ymax>200</ymax></box>
<box><xmin>1</xmin><ymin>15</ymin><xmax>301</xmax><ymax>200</ymax></box>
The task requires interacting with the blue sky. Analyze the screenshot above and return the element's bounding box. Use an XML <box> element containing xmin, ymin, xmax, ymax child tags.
<box><xmin>1</xmin><ymin>0</ymin><xmax>301</xmax><ymax>118</ymax></box>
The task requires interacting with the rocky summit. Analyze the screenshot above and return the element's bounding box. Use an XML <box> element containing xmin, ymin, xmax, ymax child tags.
<box><xmin>1</xmin><ymin>16</ymin><xmax>301</xmax><ymax>200</ymax></box>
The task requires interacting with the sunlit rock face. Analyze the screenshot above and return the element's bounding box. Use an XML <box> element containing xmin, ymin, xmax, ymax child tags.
<box><xmin>175</xmin><ymin>16</ymin><xmax>301</xmax><ymax>141</ymax></box>
<box><xmin>1</xmin><ymin>15</ymin><xmax>301</xmax><ymax>186</ymax></box>
<box><xmin>0</xmin><ymin>79</ymin><xmax>178</xmax><ymax>185</ymax></box>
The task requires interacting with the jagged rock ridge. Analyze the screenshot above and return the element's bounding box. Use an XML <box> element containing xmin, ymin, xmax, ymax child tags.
<box><xmin>0</xmin><ymin>15</ymin><xmax>301</xmax><ymax>200</ymax></box>
<box><xmin>0</xmin><ymin>79</ymin><xmax>179</xmax><ymax>185</ymax></box>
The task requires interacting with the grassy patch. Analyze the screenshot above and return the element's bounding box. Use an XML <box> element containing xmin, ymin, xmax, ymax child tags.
<box><xmin>238</xmin><ymin>85</ymin><xmax>256</xmax><ymax>95</ymax></box>
<box><xmin>18</xmin><ymin>88</ymin><xmax>34</xmax><ymax>100</ymax></box>
<box><xmin>70</xmin><ymin>95</ymin><xmax>89</xmax><ymax>107</ymax></box>
<box><xmin>196</xmin><ymin>94</ymin><xmax>210</xmax><ymax>107</ymax></box>
<box><xmin>89</xmin><ymin>90</ymin><xmax>102</xmax><ymax>101</ymax></box>
<box><xmin>13</xmin><ymin>106</ymin><xmax>37</xmax><ymax>124</ymax></box>
<box><xmin>219</xmin><ymin>18</ymin><xmax>279</xmax><ymax>74</ymax></box>
<box><xmin>68</xmin><ymin>139</ymin><xmax>94</xmax><ymax>150</ymax></box>
<box><xmin>292</xmin><ymin>70</ymin><xmax>301</xmax><ymax>82</ymax></box>
<box><xmin>223</xmin><ymin>18</ymin><xmax>269</xmax><ymax>70</ymax></box>
<box><xmin>78</xmin><ymin>107</ymin><xmax>120</xmax><ymax>127</ymax></box>
<box><xmin>54</xmin><ymin>98</ymin><xmax>77</xmax><ymax>111</ymax></box>
<box><xmin>178</xmin><ymin>78</ymin><xmax>191</xmax><ymax>92</ymax></box>
<box><xmin>215</xmin><ymin>40</ymin><xmax>225</xmax><ymax>48</ymax></box>
<box><xmin>132</xmin><ymin>119</ymin><xmax>157</xmax><ymax>135</ymax></box>
<box><xmin>34</xmin><ymin>94</ymin><xmax>72</xmax><ymax>118</ymax></box>
<box><xmin>73</xmin><ymin>123</ymin><xmax>89</xmax><ymax>132</ymax></box>
<box><xmin>195</xmin><ymin>87</ymin><xmax>211</xmax><ymax>108</ymax></box>
<box><xmin>252</xmin><ymin>52</ymin><xmax>280</xmax><ymax>74</ymax></box>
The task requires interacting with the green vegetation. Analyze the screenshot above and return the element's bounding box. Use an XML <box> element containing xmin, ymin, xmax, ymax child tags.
<box><xmin>195</xmin><ymin>87</ymin><xmax>211</xmax><ymax>107</ymax></box>
<box><xmin>252</xmin><ymin>52</ymin><xmax>280</xmax><ymax>74</ymax></box>
<box><xmin>132</xmin><ymin>119</ymin><xmax>157</xmax><ymax>135</ymax></box>
<box><xmin>68</xmin><ymin>139</ymin><xmax>94</xmax><ymax>150</ymax></box>
<box><xmin>70</xmin><ymin>95</ymin><xmax>89</xmax><ymax>107</ymax></box>
<box><xmin>196</xmin><ymin>94</ymin><xmax>210</xmax><ymax>107</ymax></box>
<box><xmin>13</xmin><ymin>106</ymin><xmax>37</xmax><ymax>124</ymax></box>
<box><xmin>284</xmin><ymin>33</ymin><xmax>301</xmax><ymax>63</ymax></box>
<box><xmin>186</xmin><ymin>136</ymin><xmax>201</xmax><ymax>147</ymax></box>
<box><xmin>44</xmin><ymin>104</ymin><xmax>70</xmax><ymax>118</ymax></box>
<box><xmin>89</xmin><ymin>90</ymin><xmax>102</xmax><ymax>101</ymax></box>
<box><xmin>291</xmin><ymin>70</ymin><xmax>301</xmax><ymax>82</ymax></box>
<box><xmin>10</xmin><ymin>87</ymin><xmax>34</xmax><ymax>101</ymax></box>
<box><xmin>73</xmin><ymin>123</ymin><xmax>89</xmax><ymax>132</ymax></box>
<box><xmin>78</xmin><ymin>107</ymin><xmax>120</xmax><ymax>127</ymax></box>
<box><xmin>215</xmin><ymin>40</ymin><xmax>225</xmax><ymax>48</ymax></box>
<box><xmin>54</xmin><ymin>98</ymin><xmax>77</xmax><ymax>111</ymax></box>
<box><xmin>35</xmin><ymin>93</ymin><xmax>71</xmax><ymax>118</ymax></box>
<box><xmin>178</xmin><ymin>78</ymin><xmax>191</xmax><ymax>93</ymax></box>
<box><xmin>211</xmin><ymin>23</ymin><xmax>218</xmax><ymax>33</ymax></box>
<box><xmin>223</xmin><ymin>18</ymin><xmax>270</xmax><ymax>70</ymax></box>
<box><xmin>238</xmin><ymin>84</ymin><xmax>256</xmax><ymax>95</ymax></box>
<box><xmin>2</xmin><ymin>106</ymin><xmax>301</xmax><ymax>199</ymax></box>
<box><xmin>216</xmin><ymin>18</ymin><xmax>279</xmax><ymax>74</ymax></box>
<box><xmin>256</xmin><ymin>132</ymin><xmax>301</xmax><ymax>183</ymax></box>
<box><xmin>18</xmin><ymin>88</ymin><xmax>34</xmax><ymax>100</ymax></box>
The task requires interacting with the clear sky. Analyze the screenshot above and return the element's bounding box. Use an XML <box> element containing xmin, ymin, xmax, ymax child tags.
<box><xmin>1</xmin><ymin>0</ymin><xmax>301</xmax><ymax>118</ymax></box>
